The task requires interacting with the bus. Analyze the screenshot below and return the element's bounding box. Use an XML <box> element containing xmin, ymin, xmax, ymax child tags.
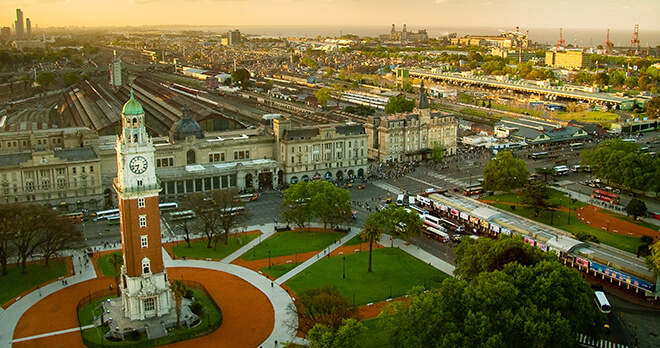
<box><xmin>569</xmin><ymin>143</ymin><xmax>583</xmax><ymax>150</ymax></box>
<box><xmin>60</xmin><ymin>212</ymin><xmax>83</xmax><ymax>223</ymax></box>
<box><xmin>553</xmin><ymin>165</ymin><xmax>569</xmax><ymax>176</ymax></box>
<box><xmin>94</xmin><ymin>208</ymin><xmax>119</xmax><ymax>221</ymax></box>
<box><xmin>220</xmin><ymin>206</ymin><xmax>247</xmax><ymax>217</ymax></box>
<box><xmin>440</xmin><ymin>218</ymin><xmax>465</xmax><ymax>232</ymax></box>
<box><xmin>592</xmin><ymin>189</ymin><xmax>620</xmax><ymax>204</ymax></box>
<box><xmin>159</xmin><ymin>202</ymin><xmax>179</xmax><ymax>211</ymax></box>
<box><xmin>593</xmin><ymin>291</ymin><xmax>611</xmax><ymax>314</ymax></box>
<box><xmin>239</xmin><ymin>193</ymin><xmax>259</xmax><ymax>202</ymax></box>
<box><xmin>396</xmin><ymin>194</ymin><xmax>405</xmax><ymax>206</ymax></box>
<box><xmin>170</xmin><ymin>210</ymin><xmax>195</xmax><ymax>221</ymax></box>
<box><xmin>532</xmin><ymin>152</ymin><xmax>548</xmax><ymax>160</ymax></box>
<box><xmin>422</xmin><ymin>214</ymin><xmax>443</xmax><ymax>230</ymax></box>
<box><xmin>463</xmin><ymin>184</ymin><xmax>483</xmax><ymax>196</ymax></box>
<box><xmin>408</xmin><ymin>196</ymin><xmax>416</xmax><ymax>206</ymax></box>
<box><xmin>409</xmin><ymin>205</ymin><xmax>429</xmax><ymax>216</ymax></box>
<box><xmin>424</xmin><ymin>226</ymin><xmax>449</xmax><ymax>242</ymax></box>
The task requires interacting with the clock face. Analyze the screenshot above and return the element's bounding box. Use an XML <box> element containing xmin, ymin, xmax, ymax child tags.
<box><xmin>129</xmin><ymin>156</ymin><xmax>148</xmax><ymax>174</ymax></box>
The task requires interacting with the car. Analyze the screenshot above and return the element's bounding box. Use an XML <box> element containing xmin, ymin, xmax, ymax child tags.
<box><xmin>358</xmin><ymin>184</ymin><xmax>366</xmax><ymax>189</ymax></box>
<box><xmin>425</xmin><ymin>188</ymin><xmax>435</xmax><ymax>193</ymax></box>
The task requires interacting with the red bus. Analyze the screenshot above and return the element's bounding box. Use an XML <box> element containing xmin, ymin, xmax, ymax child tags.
<box><xmin>591</xmin><ymin>190</ymin><xmax>619</xmax><ymax>204</ymax></box>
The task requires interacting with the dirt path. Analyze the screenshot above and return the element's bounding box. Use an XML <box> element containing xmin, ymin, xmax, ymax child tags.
<box><xmin>12</xmin><ymin>267</ymin><xmax>275</xmax><ymax>348</ymax></box>
<box><xmin>576</xmin><ymin>205</ymin><xmax>660</xmax><ymax>240</ymax></box>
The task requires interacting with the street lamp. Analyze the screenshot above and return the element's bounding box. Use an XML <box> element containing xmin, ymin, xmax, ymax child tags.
<box><xmin>342</xmin><ymin>256</ymin><xmax>346</xmax><ymax>279</ymax></box>
<box><xmin>606</xmin><ymin>221</ymin><xmax>610</xmax><ymax>232</ymax></box>
<box><xmin>268</xmin><ymin>250</ymin><xmax>271</xmax><ymax>270</ymax></box>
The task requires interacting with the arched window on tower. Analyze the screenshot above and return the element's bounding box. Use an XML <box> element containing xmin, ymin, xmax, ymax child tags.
<box><xmin>133</xmin><ymin>134</ymin><xmax>138</xmax><ymax>143</ymax></box>
<box><xmin>142</xmin><ymin>257</ymin><xmax>151</xmax><ymax>275</ymax></box>
<box><xmin>186</xmin><ymin>150</ymin><xmax>196</xmax><ymax>164</ymax></box>
<box><xmin>132</xmin><ymin>118</ymin><xmax>138</xmax><ymax>128</ymax></box>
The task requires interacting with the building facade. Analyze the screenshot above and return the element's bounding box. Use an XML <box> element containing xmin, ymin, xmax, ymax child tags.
<box><xmin>274</xmin><ymin>118</ymin><xmax>368</xmax><ymax>184</ymax></box>
<box><xmin>114</xmin><ymin>91</ymin><xmax>172</xmax><ymax>321</ymax></box>
<box><xmin>545</xmin><ymin>51</ymin><xmax>592</xmax><ymax>69</ymax></box>
<box><xmin>365</xmin><ymin>82</ymin><xmax>458</xmax><ymax>163</ymax></box>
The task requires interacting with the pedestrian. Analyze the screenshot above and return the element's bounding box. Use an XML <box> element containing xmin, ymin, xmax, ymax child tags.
<box><xmin>275</xmin><ymin>340</ymin><xmax>278</xmax><ymax>346</ymax></box>
<box><xmin>271</xmin><ymin>282</ymin><xmax>274</xmax><ymax>288</ymax></box>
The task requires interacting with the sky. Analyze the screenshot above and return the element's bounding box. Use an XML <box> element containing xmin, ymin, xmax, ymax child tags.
<box><xmin>1</xmin><ymin>0</ymin><xmax>658</xmax><ymax>33</ymax></box>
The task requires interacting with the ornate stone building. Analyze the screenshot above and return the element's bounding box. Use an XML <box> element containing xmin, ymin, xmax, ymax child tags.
<box><xmin>365</xmin><ymin>82</ymin><xmax>457</xmax><ymax>163</ymax></box>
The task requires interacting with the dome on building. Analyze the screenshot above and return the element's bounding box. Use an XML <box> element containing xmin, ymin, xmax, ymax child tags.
<box><xmin>415</xmin><ymin>80</ymin><xmax>429</xmax><ymax>110</ymax></box>
<box><xmin>169</xmin><ymin>106</ymin><xmax>204</xmax><ymax>142</ymax></box>
<box><xmin>122</xmin><ymin>90</ymin><xmax>144</xmax><ymax>115</ymax></box>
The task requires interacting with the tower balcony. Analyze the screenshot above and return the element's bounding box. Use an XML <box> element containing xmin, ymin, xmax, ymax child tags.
<box><xmin>113</xmin><ymin>177</ymin><xmax>162</xmax><ymax>196</ymax></box>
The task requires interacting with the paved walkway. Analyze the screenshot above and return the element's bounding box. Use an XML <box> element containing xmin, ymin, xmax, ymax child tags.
<box><xmin>378</xmin><ymin>234</ymin><xmax>456</xmax><ymax>276</ymax></box>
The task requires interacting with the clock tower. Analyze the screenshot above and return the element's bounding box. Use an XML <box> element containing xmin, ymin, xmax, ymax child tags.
<box><xmin>114</xmin><ymin>90</ymin><xmax>172</xmax><ymax>321</ymax></box>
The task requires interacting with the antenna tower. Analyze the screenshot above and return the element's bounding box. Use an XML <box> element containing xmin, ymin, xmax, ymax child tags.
<box><xmin>603</xmin><ymin>29</ymin><xmax>613</xmax><ymax>55</ymax></box>
<box><xmin>629</xmin><ymin>24</ymin><xmax>640</xmax><ymax>56</ymax></box>
<box><xmin>555</xmin><ymin>28</ymin><xmax>566</xmax><ymax>52</ymax></box>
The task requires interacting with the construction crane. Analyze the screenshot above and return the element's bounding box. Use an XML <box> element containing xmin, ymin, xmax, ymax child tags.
<box><xmin>555</xmin><ymin>28</ymin><xmax>566</xmax><ymax>52</ymax></box>
<box><xmin>629</xmin><ymin>24</ymin><xmax>640</xmax><ymax>56</ymax></box>
<box><xmin>603</xmin><ymin>29</ymin><xmax>614</xmax><ymax>55</ymax></box>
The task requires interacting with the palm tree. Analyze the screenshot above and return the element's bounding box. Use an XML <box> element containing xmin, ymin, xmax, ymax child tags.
<box><xmin>359</xmin><ymin>215</ymin><xmax>384</xmax><ymax>273</ymax></box>
<box><xmin>170</xmin><ymin>280</ymin><xmax>187</xmax><ymax>327</ymax></box>
<box><xmin>108</xmin><ymin>252</ymin><xmax>123</xmax><ymax>296</ymax></box>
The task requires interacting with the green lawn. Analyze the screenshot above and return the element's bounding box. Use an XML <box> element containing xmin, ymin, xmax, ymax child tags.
<box><xmin>286</xmin><ymin>248</ymin><xmax>449</xmax><ymax>306</ymax></box>
<box><xmin>97</xmin><ymin>251</ymin><xmax>122</xmax><ymax>277</ymax></box>
<box><xmin>344</xmin><ymin>235</ymin><xmax>367</xmax><ymax>246</ymax></box>
<box><xmin>80</xmin><ymin>288</ymin><xmax>221</xmax><ymax>346</ymax></box>
<box><xmin>490</xmin><ymin>202</ymin><xmax>644</xmax><ymax>254</ymax></box>
<box><xmin>0</xmin><ymin>260</ymin><xmax>68</xmax><ymax>306</ymax></box>
<box><xmin>488</xmin><ymin>190</ymin><xmax>588</xmax><ymax>209</ymax></box>
<box><xmin>171</xmin><ymin>233</ymin><xmax>259</xmax><ymax>261</ymax></box>
<box><xmin>78</xmin><ymin>296</ymin><xmax>119</xmax><ymax>326</ymax></box>
<box><xmin>361</xmin><ymin>318</ymin><xmax>393</xmax><ymax>348</ymax></box>
<box><xmin>240</xmin><ymin>230</ymin><xmax>346</xmax><ymax>261</ymax></box>
<box><xmin>259</xmin><ymin>262</ymin><xmax>302</xmax><ymax>279</ymax></box>
<box><xmin>555</xmin><ymin>111</ymin><xmax>619</xmax><ymax>122</ymax></box>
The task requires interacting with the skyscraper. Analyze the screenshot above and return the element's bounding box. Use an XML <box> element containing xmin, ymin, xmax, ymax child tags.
<box><xmin>25</xmin><ymin>18</ymin><xmax>31</xmax><ymax>40</ymax></box>
<box><xmin>228</xmin><ymin>29</ymin><xmax>241</xmax><ymax>46</ymax></box>
<box><xmin>15</xmin><ymin>9</ymin><xmax>24</xmax><ymax>40</ymax></box>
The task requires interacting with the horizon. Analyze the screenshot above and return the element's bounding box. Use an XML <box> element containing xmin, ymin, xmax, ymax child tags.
<box><xmin>1</xmin><ymin>0</ymin><xmax>659</xmax><ymax>32</ymax></box>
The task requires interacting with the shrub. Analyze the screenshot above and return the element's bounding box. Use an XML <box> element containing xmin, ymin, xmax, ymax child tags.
<box><xmin>189</xmin><ymin>301</ymin><xmax>204</xmax><ymax>316</ymax></box>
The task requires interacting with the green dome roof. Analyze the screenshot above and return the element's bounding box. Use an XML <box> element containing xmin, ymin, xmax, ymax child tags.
<box><xmin>122</xmin><ymin>90</ymin><xmax>144</xmax><ymax>115</ymax></box>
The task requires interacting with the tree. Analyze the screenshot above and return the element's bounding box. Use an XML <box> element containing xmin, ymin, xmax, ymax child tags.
<box><xmin>300</xmin><ymin>57</ymin><xmax>318</xmax><ymax>69</ymax></box>
<box><xmin>454</xmin><ymin>236</ymin><xmax>550</xmax><ymax>279</ymax></box>
<box><xmin>314</xmin><ymin>87</ymin><xmax>331</xmax><ymax>107</ymax></box>
<box><xmin>171</xmin><ymin>218</ymin><xmax>192</xmax><ymax>248</ymax></box>
<box><xmin>647</xmin><ymin>241</ymin><xmax>660</xmax><ymax>276</ymax></box>
<box><xmin>63</xmin><ymin>73</ymin><xmax>81</xmax><ymax>86</ymax></box>
<box><xmin>36</xmin><ymin>72</ymin><xmax>56</xmax><ymax>87</ymax></box>
<box><xmin>430</xmin><ymin>142</ymin><xmax>445</xmax><ymax>163</ymax></box>
<box><xmin>308</xmin><ymin>180</ymin><xmax>351</xmax><ymax>229</ymax></box>
<box><xmin>307</xmin><ymin>318</ymin><xmax>367</xmax><ymax>348</ymax></box>
<box><xmin>379</xmin><ymin>206</ymin><xmax>424</xmax><ymax>242</ymax></box>
<box><xmin>384</xmin><ymin>95</ymin><xmax>414</xmax><ymax>114</ymax></box>
<box><xmin>281</xmin><ymin>181</ymin><xmax>315</xmax><ymax>230</ymax></box>
<box><xmin>206</xmin><ymin>189</ymin><xmax>250</xmax><ymax>247</ymax></box>
<box><xmin>359</xmin><ymin>215</ymin><xmax>383</xmax><ymax>273</ymax></box>
<box><xmin>12</xmin><ymin>205</ymin><xmax>48</xmax><ymax>274</ymax></box>
<box><xmin>646</xmin><ymin>96</ymin><xmax>660</xmax><ymax>118</ymax></box>
<box><xmin>293</xmin><ymin>286</ymin><xmax>358</xmax><ymax>334</ymax></box>
<box><xmin>380</xmin><ymin>260</ymin><xmax>605</xmax><ymax>347</ymax></box>
<box><xmin>0</xmin><ymin>204</ymin><xmax>20</xmax><ymax>275</ymax></box>
<box><xmin>231</xmin><ymin>68</ymin><xmax>251</xmax><ymax>89</ymax></box>
<box><xmin>37</xmin><ymin>215</ymin><xmax>84</xmax><ymax>267</ymax></box>
<box><xmin>170</xmin><ymin>280</ymin><xmax>187</xmax><ymax>328</ymax></box>
<box><xmin>482</xmin><ymin>151</ymin><xmax>530</xmax><ymax>191</ymax></box>
<box><xmin>625</xmin><ymin>198</ymin><xmax>648</xmax><ymax>220</ymax></box>
<box><xmin>182</xmin><ymin>192</ymin><xmax>222</xmax><ymax>248</ymax></box>
<box><xmin>108</xmin><ymin>252</ymin><xmax>123</xmax><ymax>296</ymax></box>
<box><xmin>535</xmin><ymin>167</ymin><xmax>554</xmax><ymax>182</ymax></box>
<box><xmin>520</xmin><ymin>181</ymin><xmax>557</xmax><ymax>217</ymax></box>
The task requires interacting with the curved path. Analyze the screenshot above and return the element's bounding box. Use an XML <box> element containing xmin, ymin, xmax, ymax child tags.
<box><xmin>2</xmin><ymin>222</ymin><xmax>299</xmax><ymax>348</ymax></box>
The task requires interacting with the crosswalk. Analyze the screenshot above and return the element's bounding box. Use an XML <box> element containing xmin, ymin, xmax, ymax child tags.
<box><xmin>577</xmin><ymin>334</ymin><xmax>628</xmax><ymax>348</ymax></box>
<box><xmin>426</xmin><ymin>172</ymin><xmax>469</xmax><ymax>188</ymax></box>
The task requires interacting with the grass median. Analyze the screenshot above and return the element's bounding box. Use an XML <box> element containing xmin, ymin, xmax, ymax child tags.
<box><xmin>241</xmin><ymin>230</ymin><xmax>346</xmax><ymax>261</ymax></box>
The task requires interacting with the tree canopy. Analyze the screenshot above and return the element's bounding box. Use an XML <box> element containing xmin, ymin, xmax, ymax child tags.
<box><xmin>308</xmin><ymin>318</ymin><xmax>367</xmax><ymax>348</ymax></box>
<box><xmin>430</xmin><ymin>142</ymin><xmax>445</xmax><ymax>163</ymax></box>
<box><xmin>646</xmin><ymin>96</ymin><xmax>660</xmax><ymax>118</ymax></box>
<box><xmin>482</xmin><ymin>151</ymin><xmax>530</xmax><ymax>191</ymax></box>
<box><xmin>281</xmin><ymin>180</ymin><xmax>351</xmax><ymax>230</ymax></box>
<box><xmin>380</xmin><ymin>237</ymin><xmax>606</xmax><ymax>347</ymax></box>
<box><xmin>625</xmin><ymin>198</ymin><xmax>648</xmax><ymax>220</ymax></box>
<box><xmin>314</xmin><ymin>87</ymin><xmax>331</xmax><ymax>106</ymax></box>
<box><xmin>294</xmin><ymin>286</ymin><xmax>358</xmax><ymax>334</ymax></box>
<box><xmin>231</xmin><ymin>68</ymin><xmax>251</xmax><ymax>89</ymax></box>
<box><xmin>384</xmin><ymin>95</ymin><xmax>415</xmax><ymax>114</ymax></box>
<box><xmin>520</xmin><ymin>181</ymin><xmax>558</xmax><ymax>217</ymax></box>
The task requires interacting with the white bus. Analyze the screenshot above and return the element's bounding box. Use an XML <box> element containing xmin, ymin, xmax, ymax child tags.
<box><xmin>396</xmin><ymin>194</ymin><xmax>405</xmax><ymax>206</ymax></box>
<box><xmin>409</xmin><ymin>205</ymin><xmax>429</xmax><ymax>216</ymax></box>
<box><xmin>159</xmin><ymin>202</ymin><xmax>179</xmax><ymax>211</ymax></box>
<box><xmin>170</xmin><ymin>210</ymin><xmax>196</xmax><ymax>221</ymax></box>
<box><xmin>94</xmin><ymin>208</ymin><xmax>119</xmax><ymax>221</ymax></box>
<box><xmin>440</xmin><ymin>218</ymin><xmax>465</xmax><ymax>232</ymax></box>
<box><xmin>553</xmin><ymin>165</ymin><xmax>569</xmax><ymax>176</ymax></box>
<box><xmin>408</xmin><ymin>196</ymin><xmax>416</xmax><ymax>206</ymax></box>
<box><xmin>593</xmin><ymin>291</ymin><xmax>611</xmax><ymax>314</ymax></box>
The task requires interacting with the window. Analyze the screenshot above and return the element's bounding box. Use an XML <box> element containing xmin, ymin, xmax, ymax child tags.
<box><xmin>233</xmin><ymin>150</ymin><xmax>250</xmax><ymax>160</ymax></box>
<box><xmin>56</xmin><ymin>168</ymin><xmax>65</xmax><ymax>176</ymax></box>
<box><xmin>138</xmin><ymin>197</ymin><xmax>145</xmax><ymax>208</ymax></box>
<box><xmin>81</xmin><ymin>166</ymin><xmax>85</xmax><ymax>173</ymax></box>
<box><xmin>139</xmin><ymin>215</ymin><xmax>147</xmax><ymax>228</ymax></box>
<box><xmin>90</xmin><ymin>166</ymin><xmax>94</xmax><ymax>173</ymax></box>
<box><xmin>137</xmin><ymin>180</ymin><xmax>143</xmax><ymax>186</ymax></box>
<box><xmin>143</xmin><ymin>298</ymin><xmax>155</xmax><ymax>312</ymax></box>
<box><xmin>156</xmin><ymin>158</ymin><xmax>174</xmax><ymax>168</ymax></box>
<box><xmin>142</xmin><ymin>258</ymin><xmax>151</xmax><ymax>274</ymax></box>
<box><xmin>57</xmin><ymin>178</ymin><xmax>67</xmax><ymax>189</ymax></box>
<box><xmin>208</xmin><ymin>153</ymin><xmax>225</xmax><ymax>163</ymax></box>
<box><xmin>141</xmin><ymin>235</ymin><xmax>148</xmax><ymax>248</ymax></box>
<box><xmin>72</xmin><ymin>167</ymin><xmax>77</xmax><ymax>175</ymax></box>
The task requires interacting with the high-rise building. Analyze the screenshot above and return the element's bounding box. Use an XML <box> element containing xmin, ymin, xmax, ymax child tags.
<box><xmin>114</xmin><ymin>91</ymin><xmax>172</xmax><ymax>321</ymax></box>
<box><xmin>228</xmin><ymin>29</ymin><xmax>241</xmax><ymax>46</ymax></box>
<box><xmin>0</xmin><ymin>27</ymin><xmax>10</xmax><ymax>39</ymax></box>
<box><xmin>109</xmin><ymin>50</ymin><xmax>122</xmax><ymax>87</ymax></box>
<box><xmin>15</xmin><ymin>9</ymin><xmax>24</xmax><ymax>40</ymax></box>
<box><xmin>25</xmin><ymin>18</ymin><xmax>31</xmax><ymax>40</ymax></box>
